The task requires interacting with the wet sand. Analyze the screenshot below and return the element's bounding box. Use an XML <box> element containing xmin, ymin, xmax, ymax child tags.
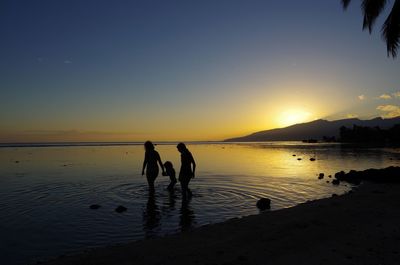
<box><xmin>43</xmin><ymin>181</ymin><xmax>400</xmax><ymax>265</ymax></box>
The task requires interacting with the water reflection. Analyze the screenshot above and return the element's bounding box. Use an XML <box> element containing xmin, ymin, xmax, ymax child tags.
<box><xmin>142</xmin><ymin>190</ymin><xmax>161</xmax><ymax>238</ymax></box>
<box><xmin>179</xmin><ymin>196</ymin><xmax>195</xmax><ymax>231</ymax></box>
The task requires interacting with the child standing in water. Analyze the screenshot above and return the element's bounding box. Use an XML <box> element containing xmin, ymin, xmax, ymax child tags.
<box><xmin>163</xmin><ymin>161</ymin><xmax>177</xmax><ymax>191</ymax></box>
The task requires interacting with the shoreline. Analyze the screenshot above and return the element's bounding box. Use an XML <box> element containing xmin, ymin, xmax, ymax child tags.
<box><xmin>42</xmin><ymin>181</ymin><xmax>400</xmax><ymax>265</ymax></box>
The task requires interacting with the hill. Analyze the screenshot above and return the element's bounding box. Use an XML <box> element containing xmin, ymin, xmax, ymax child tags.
<box><xmin>224</xmin><ymin>117</ymin><xmax>400</xmax><ymax>142</ymax></box>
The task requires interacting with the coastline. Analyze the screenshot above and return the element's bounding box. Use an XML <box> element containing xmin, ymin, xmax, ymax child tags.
<box><xmin>43</xmin><ymin>181</ymin><xmax>400</xmax><ymax>265</ymax></box>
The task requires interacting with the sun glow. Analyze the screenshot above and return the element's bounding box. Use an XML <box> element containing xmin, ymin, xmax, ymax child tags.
<box><xmin>278</xmin><ymin>109</ymin><xmax>312</xmax><ymax>127</ymax></box>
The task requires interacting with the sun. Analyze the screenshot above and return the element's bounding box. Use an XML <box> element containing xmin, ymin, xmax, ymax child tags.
<box><xmin>278</xmin><ymin>109</ymin><xmax>312</xmax><ymax>127</ymax></box>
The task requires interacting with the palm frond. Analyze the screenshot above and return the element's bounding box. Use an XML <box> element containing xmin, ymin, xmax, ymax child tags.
<box><xmin>382</xmin><ymin>0</ymin><xmax>400</xmax><ymax>57</ymax></box>
<box><xmin>362</xmin><ymin>0</ymin><xmax>387</xmax><ymax>33</ymax></box>
<box><xmin>342</xmin><ymin>0</ymin><xmax>352</xmax><ymax>9</ymax></box>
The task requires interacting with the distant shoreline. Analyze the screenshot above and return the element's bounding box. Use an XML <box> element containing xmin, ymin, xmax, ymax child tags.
<box><xmin>0</xmin><ymin>141</ymin><xmax>222</xmax><ymax>148</ymax></box>
<box><xmin>0</xmin><ymin>140</ymin><xmax>337</xmax><ymax>148</ymax></box>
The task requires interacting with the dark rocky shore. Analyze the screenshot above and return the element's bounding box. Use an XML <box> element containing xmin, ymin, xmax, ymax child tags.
<box><xmin>334</xmin><ymin>166</ymin><xmax>400</xmax><ymax>185</ymax></box>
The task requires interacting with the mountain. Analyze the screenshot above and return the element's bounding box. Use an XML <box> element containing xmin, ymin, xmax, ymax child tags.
<box><xmin>224</xmin><ymin>117</ymin><xmax>400</xmax><ymax>142</ymax></box>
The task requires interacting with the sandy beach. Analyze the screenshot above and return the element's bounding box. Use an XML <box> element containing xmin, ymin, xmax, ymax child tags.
<box><xmin>43</xmin><ymin>179</ymin><xmax>400</xmax><ymax>265</ymax></box>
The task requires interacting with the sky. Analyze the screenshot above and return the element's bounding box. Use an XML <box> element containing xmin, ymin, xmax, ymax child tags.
<box><xmin>1</xmin><ymin>0</ymin><xmax>400</xmax><ymax>142</ymax></box>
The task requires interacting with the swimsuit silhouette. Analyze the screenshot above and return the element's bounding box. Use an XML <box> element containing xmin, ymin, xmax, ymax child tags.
<box><xmin>177</xmin><ymin>143</ymin><xmax>196</xmax><ymax>199</ymax></box>
<box><xmin>141</xmin><ymin>141</ymin><xmax>165</xmax><ymax>191</ymax></box>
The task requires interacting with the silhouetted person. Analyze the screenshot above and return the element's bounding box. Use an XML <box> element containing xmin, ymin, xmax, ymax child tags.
<box><xmin>162</xmin><ymin>161</ymin><xmax>177</xmax><ymax>191</ymax></box>
<box><xmin>142</xmin><ymin>141</ymin><xmax>164</xmax><ymax>191</ymax></box>
<box><xmin>177</xmin><ymin>143</ymin><xmax>196</xmax><ymax>199</ymax></box>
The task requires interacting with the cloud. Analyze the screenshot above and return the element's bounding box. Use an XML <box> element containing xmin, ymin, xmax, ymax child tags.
<box><xmin>393</xmin><ymin>91</ymin><xmax>400</xmax><ymax>98</ymax></box>
<box><xmin>379</xmin><ymin>94</ymin><xmax>392</xmax><ymax>100</ymax></box>
<box><xmin>346</xmin><ymin>114</ymin><xmax>358</xmax><ymax>118</ymax></box>
<box><xmin>64</xmin><ymin>60</ymin><xmax>72</xmax><ymax>64</ymax></box>
<box><xmin>358</xmin><ymin>95</ymin><xmax>365</xmax><ymax>100</ymax></box>
<box><xmin>376</xmin><ymin>105</ymin><xmax>400</xmax><ymax>118</ymax></box>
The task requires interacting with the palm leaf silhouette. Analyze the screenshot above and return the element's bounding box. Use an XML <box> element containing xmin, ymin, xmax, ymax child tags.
<box><xmin>341</xmin><ymin>0</ymin><xmax>400</xmax><ymax>58</ymax></box>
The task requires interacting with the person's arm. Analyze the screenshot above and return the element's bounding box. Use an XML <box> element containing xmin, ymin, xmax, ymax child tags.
<box><xmin>142</xmin><ymin>154</ymin><xmax>147</xmax><ymax>176</ymax></box>
<box><xmin>191</xmin><ymin>154</ymin><xmax>196</xmax><ymax>178</ymax></box>
<box><xmin>157</xmin><ymin>152</ymin><xmax>165</xmax><ymax>173</ymax></box>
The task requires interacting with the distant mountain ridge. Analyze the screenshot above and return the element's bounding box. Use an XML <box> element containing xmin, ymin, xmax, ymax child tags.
<box><xmin>224</xmin><ymin>117</ymin><xmax>400</xmax><ymax>142</ymax></box>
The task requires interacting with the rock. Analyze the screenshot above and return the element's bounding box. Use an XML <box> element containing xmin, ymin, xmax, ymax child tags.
<box><xmin>332</xmin><ymin>179</ymin><xmax>340</xmax><ymax>185</ymax></box>
<box><xmin>256</xmin><ymin>198</ymin><xmax>271</xmax><ymax>210</ymax></box>
<box><xmin>334</xmin><ymin>167</ymin><xmax>400</xmax><ymax>185</ymax></box>
<box><xmin>310</xmin><ymin>158</ymin><xmax>316</xmax><ymax>161</ymax></box>
<box><xmin>331</xmin><ymin>193</ymin><xmax>338</xmax><ymax>197</ymax></box>
<box><xmin>297</xmin><ymin>158</ymin><xmax>302</xmax><ymax>161</ymax></box>
<box><xmin>15</xmin><ymin>160</ymin><xmax>20</xmax><ymax>163</ymax></box>
<box><xmin>326</xmin><ymin>181</ymin><xmax>330</xmax><ymax>183</ymax></box>
<box><xmin>115</xmin><ymin>205</ymin><xmax>127</xmax><ymax>213</ymax></box>
<box><xmin>292</xmin><ymin>154</ymin><xmax>296</xmax><ymax>156</ymax></box>
<box><xmin>90</xmin><ymin>204</ymin><xmax>101</xmax><ymax>210</ymax></box>
<box><xmin>318</xmin><ymin>173</ymin><xmax>324</xmax><ymax>179</ymax></box>
<box><xmin>334</xmin><ymin>171</ymin><xmax>345</xmax><ymax>179</ymax></box>
<box><xmin>328</xmin><ymin>175</ymin><xmax>332</xmax><ymax>178</ymax></box>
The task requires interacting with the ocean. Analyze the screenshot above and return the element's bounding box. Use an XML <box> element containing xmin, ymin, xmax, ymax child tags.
<box><xmin>1</xmin><ymin>142</ymin><xmax>399</xmax><ymax>265</ymax></box>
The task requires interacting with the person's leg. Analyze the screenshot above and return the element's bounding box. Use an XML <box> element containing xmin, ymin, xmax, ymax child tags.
<box><xmin>186</xmin><ymin>178</ymin><xmax>192</xmax><ymax>197</ymax></box>
<box><xmin>147</xmin><ymin>175</ymin><xmax>155</xmax><ymax>192</ymax></box>
<box><xmin>168</xmin><ymin>179</ymin><xmax>177</xmax><ymax>191</ymax></box>
<box><xmin>181</xmin><ymin>178</ymin><xmax>189</xmax><ymax>199</ymax></box>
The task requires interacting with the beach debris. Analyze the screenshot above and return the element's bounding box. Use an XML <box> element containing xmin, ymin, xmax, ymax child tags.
<box><xmin>89</xmin><ymin>204</ymin><xmax>101</xmax><ymax>210</ymax></box>
<box><xmin>332</xmin><ymin>179</ymin><xmax>340</xmax><ymax>185</ymax></box>
<box><xmin>256</xmin><ymin>198</ymin><xmax>271</xmax><ymax>210</ymax></box>
<box><xmin>310</xmin><ymin>158</ymin><xmax>316</xmax><ymax>161</ymax></box>
<box><xmin>115</xmin><ymin>205</ymin><xmax>127</xmax><ymax>213</ymax></box>
<box><xmin>318</xmin><ymin>173</ymin><xmax>324</xmax><ymax>179</ymax></box>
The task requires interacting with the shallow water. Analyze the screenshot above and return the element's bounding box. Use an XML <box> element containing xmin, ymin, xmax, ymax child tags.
<box><xmin>0</xmin><ymin>142</ymin><xmax>399</xmax><ymax>265</ymax></box>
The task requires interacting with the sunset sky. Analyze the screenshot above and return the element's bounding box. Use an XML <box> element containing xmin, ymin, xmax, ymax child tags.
<box><xmin>1</xmin><ymin>0</ymin><xmax>400</xmax><ymax>142</ymax></box>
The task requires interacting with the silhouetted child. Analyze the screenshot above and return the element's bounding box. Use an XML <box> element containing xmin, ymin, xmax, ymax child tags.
<box><xmin>162</xmin><ymin>161</ymin><xmax>177</xmax><ymax>191</ymax></box>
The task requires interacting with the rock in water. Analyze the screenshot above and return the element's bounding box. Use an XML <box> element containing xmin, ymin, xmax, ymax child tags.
<box><xmin>115</xmin><ymin>205</ymin><xmax>127</xmax><ymax>213</ymax></box>
<box><xmin>256</xmin><ymin>198</ymin><xmax>271</xmax><ymax>210</ymax></box>
<box><xmin>310</xmin><ymin>158</ymin><xmax>316</xmax><ymax>161</ymax></box>
<box><xmin>332</xmin><ymin>179</ymin><xmax>340</xmax><ymax>185</ymax></box>
<box><xmin>318</xmin><ymin>173</ymin><xmax>324</xmax><ymax>179</ymax></box>
<box><xmin>89</xmin><ymin>204</ymin><xmax>101</xmax><ymax>210</ymax></box>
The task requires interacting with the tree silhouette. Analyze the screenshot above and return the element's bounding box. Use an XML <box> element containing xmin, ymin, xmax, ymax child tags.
<box><xmin>341</xmin><ymin>0</ymin><xmax>400</xmax><ymax>58</ymax></box>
